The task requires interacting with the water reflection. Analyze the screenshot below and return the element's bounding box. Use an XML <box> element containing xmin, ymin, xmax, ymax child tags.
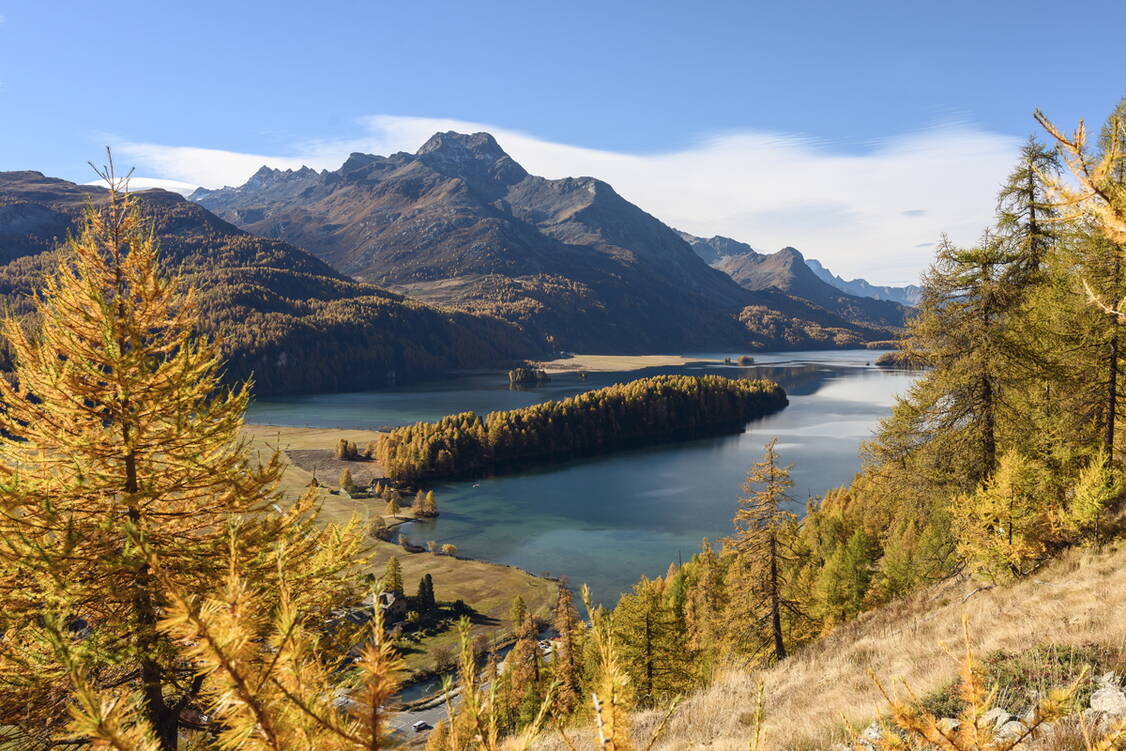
<box><xmin>248</xmin><ymin>350</ymin><xmax>917</xmax><ymax>604</ymax></box>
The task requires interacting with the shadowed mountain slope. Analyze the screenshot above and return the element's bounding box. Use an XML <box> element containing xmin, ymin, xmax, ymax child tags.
<box><xmin>0</xmin><ymin>171</ymin><xmax>539</xmax><ymax>394</ymax></box>
<box><xmin>193</xmin><ymin>132</ymin><xmax>895</xmax><ymax>352</ymax></box>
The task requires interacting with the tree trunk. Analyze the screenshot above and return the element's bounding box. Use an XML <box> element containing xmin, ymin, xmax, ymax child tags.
<box><xmin>1106</xmin><ymin>255</ymin><xmax>1121</xmax><ymax>459</ymax></box>
<box><xmin>981</xmin><ymin>374</ymin><xmax>997</xmax><ymax>476</ymax></box>
<box><xmin>644</xmin><ymin>610</ymin><xmax>653</xmax><ymax>699</ymax></box>
<box><xmin>124</xmin><ymin>435</ymin><xmax>178</xmax><ymax>751</ymax></box>
<box><xmin>769</xmin><ymin>535</ymin><xmax>786</xmax><ymax>662</ymax></box>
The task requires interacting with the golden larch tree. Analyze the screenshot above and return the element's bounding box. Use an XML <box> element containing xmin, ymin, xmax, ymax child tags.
<box><xmin>0</xmin><ymin>173</ymin><xmax>361</xmax><ymax>750</ymax></box>
<box><xmin>725</xmin><ymin>438</ymin><xmax>804</xmax><ymax>662</ymax></box>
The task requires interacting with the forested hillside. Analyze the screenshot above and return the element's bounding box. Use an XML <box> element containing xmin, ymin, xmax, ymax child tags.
<box><xmin>0</xmin><ymin>171</ymin><xmax>540</xmax><ymax>394</ymax></box>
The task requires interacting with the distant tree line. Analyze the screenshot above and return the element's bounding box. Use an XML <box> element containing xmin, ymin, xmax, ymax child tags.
<box><xmin>375</xmin><ymin>375</ymin><xmax>787</xmax><ymax>482</ymax></box>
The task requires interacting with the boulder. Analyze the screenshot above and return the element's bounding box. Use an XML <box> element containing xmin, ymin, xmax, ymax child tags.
<box><xmin>1096</xmin><ymin>671</ymin><xmax>1121</xmax><ymax>689</ymax></box>
<box><xmin>980</xmin><ymin>707</ymin><xmax>1014</xmax><ymax>731</ymax></box>
<box><xmin>935</xmin><ymin>717</ymin><xmax>960</xmax><ymax>734</ymax></box>
<box><xmin>996</xmin><ymin>720</ymin><xmax>1026</xmax><ymax>742</ymax></box>
<box><xmin>856</xmin><ymin>721</ymin><xmax>884</xmax><ymax>751</ymax></box>
<box><xmin>1090</xmin><ymin>684</ymin><xmax>1126</xmax><ymax>718</ymax></box>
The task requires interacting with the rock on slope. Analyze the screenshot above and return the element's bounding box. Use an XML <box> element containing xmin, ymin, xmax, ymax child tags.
<box><xmin>0</xmin><ymin>171</ymin><xmax>538</xmax><ymax>394</ymax></box>
<box><xmin>193</xmin><ymin>132</ymin><xmax>894</xmax><ymax>352</ymax></box>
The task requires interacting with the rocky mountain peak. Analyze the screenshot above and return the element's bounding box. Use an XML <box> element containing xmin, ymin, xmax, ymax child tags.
<box><xmin>776</xmin><ymin>246</ymin><xmax>805</xmax><ymax>262</ymax></box>
<box><xmin>416</xmin><ymin>131</ymin><xmax>528</xmax><ymax>196</ymax></box>
<box><xmin>417</xmin><ymin>131</ymin><xmax>506</xmax><ymax>161</ymax></box>
<box><xmin>678</xmin><ymin>232</ymin><xmax>760</xmax><ymax>265</ymax></box>
<box><xmin>243</xmin><ymin>165</ymin><xmax>292</xmax><ymax>192</ymax></box>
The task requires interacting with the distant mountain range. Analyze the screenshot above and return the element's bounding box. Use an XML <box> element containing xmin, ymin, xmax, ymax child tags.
<box><xmin>679</xmin><ymin>234</ymin><xmax>912</xmax><ymax>328</ymax></box>
<box><xmin>0</xmin><ymin>133</ymin><xmax>917</xmax><ymax>395</ymax></box>
<box><xmin>193</xmin><ymin>131</ymin><xmax>897</xmax><ymax>353</ymax></box>
<box><xmin>683</xmin><ymin>229</ymin><xmax>920</xmax><ymax>309</ymax></box>
<box><xmin>804</xmin><ymin>259</ymin><xmax>921</xmax><ymax>306</ymax></box>
<box><xmin>0</xmin><ymin>171</ymin><xmax>537</xmax><ymax>394</ymax></box>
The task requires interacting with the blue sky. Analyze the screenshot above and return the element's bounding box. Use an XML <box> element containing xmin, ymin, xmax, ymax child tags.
<box><xmin>2</xmin><ymin>0</ymin><xmax>1125</xmax><ymax>283</ymax></box>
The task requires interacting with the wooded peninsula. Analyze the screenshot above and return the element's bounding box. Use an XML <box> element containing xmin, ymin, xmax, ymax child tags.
<box><xmin>374</xmin><ymin>374</ymin><xmax>788</xmax><ymax>482</ymax></box>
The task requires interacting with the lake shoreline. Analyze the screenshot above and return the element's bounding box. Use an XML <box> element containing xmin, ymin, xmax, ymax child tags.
<box><xmin>245</xmin><ymin>350</ymin><xmax>915</xmax><ymax>606</ymax></box>
<box><xmin>240</xmin><ymin>423</ymin><xmax>560</xmax><ymax>685</ymax></box>
<box><xmin>532</xmin><ymin>353</ymin><xmax>726</xmax><ymax>374</ymax></box>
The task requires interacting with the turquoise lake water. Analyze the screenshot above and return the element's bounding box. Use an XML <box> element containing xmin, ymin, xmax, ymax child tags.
<box><xmin>247</xmin><ymin>350</ymin><xmax>916</xmax><ymax>605</ymax></box>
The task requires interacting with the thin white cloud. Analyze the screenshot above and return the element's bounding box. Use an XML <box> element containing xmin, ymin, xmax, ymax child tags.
<box><xmin>114</xmin><ymin>116</ymin><xmax>1022</xmax><ymax>285</ymax></box>
<box><xmin>83</xmin><ymin>176</ymin><xmax>200</xmax><ymax>196</ymax></box>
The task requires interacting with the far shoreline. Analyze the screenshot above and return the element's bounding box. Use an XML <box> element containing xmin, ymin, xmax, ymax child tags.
<box><xmin>531</xmin><ymin>353</ymin><xmax>725</xmax><ymax>374</ymax></box>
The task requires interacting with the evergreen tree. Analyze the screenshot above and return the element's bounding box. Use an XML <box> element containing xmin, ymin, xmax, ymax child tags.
<box><xmin>1068</xmin><ymin>451</ymin><xmax>1122</xmax><ymax>543</ymax></box>
<box><xmin>418</xmin><ymin>489</ymin><xmax>439</xmax><ymax>517</ymax></box>
<box><xmin>416</xmin><ymin>573</ymin><xmax>436</xmax><ymax>612</ymax></box>
<box><xmin>883</xmin><ymin>234</ymin><xmax>1023</xmax><ymax>487</ymax></box>
<box><xmin>1093</xmin><ymin>99</ymin><xmax>1126</xmax><ymax>457</ymax></box>
<box><xmin>382</xmin><ymin>556</ymin><xmax>403</xmax><ymax>595</ymax></box>
<box><xmin>0</xmin><ymin>178</ymin><xmax>362</xmax><ymax>749</ymax></box>
<box><xmin>505</xmin><ymin>611</ymin><xmax>544</xmax><ymax>728</ymax></box>
<box><xmin>726</xmin><ymin>439</ymin><xmax>803</xmax><ymax>662</ymax></box>
<box><xmin>551</xmin><ymin>585</ymin><xmax>583</xmax><ymax>717</ymax></box>
<box><xmin>952</xmin><ymin>449</ymin><xmax>1058</xmax><ymax>579</ymax></box>
<box><xmin>996</xmin><ymin>135</ymin><xmax>1061</xmax><ymax>285</ymax></box>
<box><xmin>611</xmin><ymin>576</ymin><xmax>695</xmax><ymax>706</ymax></box>
<box><xmin>813</xmin><ymin>528</ymin><xmax>879</xmax><ymax>626</ymax></box>
<box><xmin>681</xmin><ymin>539</ymin><xmax>728</xmax><ymax>672</ymax></box>
<box><xmin>385</xmin><ymin>492</ymin><xmax>402</xmax><ymax>515</ymax></box>
<box><xmin>509</xmin><ymin>595</ymin><xmax>527</xmax><ymax>635</ymax></box>
<box><xmin>1014</xmin><ymin>227</ymin><xmax>1111</xmax><ymax>463</ymax></box>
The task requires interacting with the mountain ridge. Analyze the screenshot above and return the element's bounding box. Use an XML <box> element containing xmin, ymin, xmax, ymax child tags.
<box><xmin>680</xmin><ymin>233</ymin><xmax>910</xmax><ymax>328</ymax></box>
<box><xmin>805</xmin><ymin>257</ymin><xmax>921</xmax><ymax>306</ymax></box>
<box><xmin>193</xmin><ymin>131</ymin><xmax>896</xmax><ymax>352</ymax></box>
<box><xmin>0</xmin><ymin>170</ymin><xmax>539</xmax><ymax>394</ymax></box>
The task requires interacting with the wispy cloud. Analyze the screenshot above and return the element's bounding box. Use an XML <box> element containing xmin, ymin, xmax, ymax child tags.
<box><xmin>114</xmin><ymin>115</ymin><xmax>1021</xmax><ymax>285</ymax></box>
<box><xmin>82</xmin><ymin>176</ymin><xmax>200</xmax><ymax>196</ymax></box>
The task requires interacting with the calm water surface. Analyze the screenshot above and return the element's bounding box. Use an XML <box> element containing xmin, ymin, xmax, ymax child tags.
<box><xmin>248</xmin><ymin>350</ymin><xmax>916</xmax><ymax>604</ymax></box>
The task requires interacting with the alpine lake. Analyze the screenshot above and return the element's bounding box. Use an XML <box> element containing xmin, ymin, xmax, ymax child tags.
<box><xmin>247</xmin><ymin>350</ymin><xmax>917</xmax><ymax>606</ymax></box>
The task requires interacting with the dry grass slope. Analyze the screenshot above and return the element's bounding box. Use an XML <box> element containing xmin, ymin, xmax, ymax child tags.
<box><xmin>537</xmin><ymin>544</ymin><xmax>1126</xmax><ymax>751</ymax></box>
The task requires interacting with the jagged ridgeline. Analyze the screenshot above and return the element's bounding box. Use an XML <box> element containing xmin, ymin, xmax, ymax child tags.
<box><xmin>375</xmin><ymin>375</ymin><xmax>788</xmax><ymax>481</ymax></box>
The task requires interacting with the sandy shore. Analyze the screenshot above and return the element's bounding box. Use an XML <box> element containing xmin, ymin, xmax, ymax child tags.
<box><xmin>533</xmin><ymin>353</ymin><xmax>723</xmax><ymax>374</ymax></box>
